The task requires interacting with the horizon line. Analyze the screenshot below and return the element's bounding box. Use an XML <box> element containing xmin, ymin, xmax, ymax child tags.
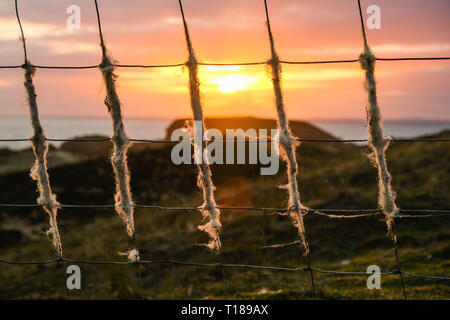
<box><xmin>1</xmin><ymin>114</ymin><xmax>450</xmax><ymax>123</ymax></box>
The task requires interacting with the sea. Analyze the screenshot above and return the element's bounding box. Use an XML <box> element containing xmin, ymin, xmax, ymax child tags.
<box><xmin>0</xmin><ymin>116</ymin><xmax>449</xmax><ymax>150</ymax></box>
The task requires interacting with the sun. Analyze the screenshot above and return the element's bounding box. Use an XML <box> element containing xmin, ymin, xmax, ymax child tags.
<box><xmin>213</xmin><ymin>74</ymin><xmax>249</xmax><ymax>93</ymax></box>
<box><xmin>200</xmin><ymin>65</ymin><xmax>261</xmax><ymax>93</ymax></box>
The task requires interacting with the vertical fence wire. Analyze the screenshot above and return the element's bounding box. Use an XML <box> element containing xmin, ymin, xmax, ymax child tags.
<box><xmin>177</xmin><ymin>1</ymin><xmax>227</xmax><ymax>293</ymax></box>
<box><xmin>178</xmin><ymin>0</ymin><xmax>222</xmax><ymax>252</ymax></box>
<box><xmin>93</xmin><ymin>0</ymin><xmax>145</xmax><ymax>299</ymax></box>
<box><xmin>357</xmin><ymin>0</ymin><xmax>407</xmax><ymax>300</ymax></box>
<box><xmin>94</xmin><ymin>0</ymin><xmax>136</xmax><ymax>240</ymax></box>
<box><xmin>263</xmin><ymin>0</ymin><xmax>316</xmax><ymax>299</ymax></box>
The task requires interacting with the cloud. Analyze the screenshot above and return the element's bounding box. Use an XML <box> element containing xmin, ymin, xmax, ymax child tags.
<box><xmin>0</xmin><ymin>80</ymin><xmax>11</xmax><ymax>87</ymax></box>
<box><xmin>39</xmin><ymin>40</ymin><xmax>97</xmax><ymax>55</ymax></box>
<box><xmin>284</xmin><ymin>43</ymin><xmax>450</xmax><ymax>56</ymax></box>
<box><xmin>162</xmin><ymin>14</ymin><xmax>259</xmax><ymax>31</ymax></box>
<box><xmin>0</xmin><ymin>17</ymin><xmax>96</xmax><ymax>41</ymax></box>
<box><xmin>372</xmin><ymin>43</ymin><xmax>450</xmax><ymax>54</ymax></box>
<box><xmin>282</xmin><ymin>2</ymin><xmax>349</xmax><ymax>22</ymax></box>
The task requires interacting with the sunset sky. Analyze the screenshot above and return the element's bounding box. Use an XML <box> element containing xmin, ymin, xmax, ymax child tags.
<box><xmin>0</xmin><ymin>0</ymin><xmax>449</xmax><ymax>120</ymax></box>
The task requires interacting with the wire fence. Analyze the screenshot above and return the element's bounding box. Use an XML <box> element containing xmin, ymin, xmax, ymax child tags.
<box><xmin>1</xmin><ymin>0</ymin><xmax>449</xmax><ymax>300</ymax></box>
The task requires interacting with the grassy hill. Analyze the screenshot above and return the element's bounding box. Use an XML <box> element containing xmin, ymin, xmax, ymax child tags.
<box><xmin>0</xmin><ymin>119</ymin><xmax>448</xmax><ymax>299</ymax></box>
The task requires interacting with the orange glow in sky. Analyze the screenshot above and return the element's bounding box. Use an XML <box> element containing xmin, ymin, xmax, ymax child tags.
<box><xmin>0</xmin><ymin>0</ymin><xmax>449</xmax><ymax>120</ymax></box>
<box><xmin>202</xmin><ymin>66</ymin><xmax>265</xmax><ymax>93</ymax></box>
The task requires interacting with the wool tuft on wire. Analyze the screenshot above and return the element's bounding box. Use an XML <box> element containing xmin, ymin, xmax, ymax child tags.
<box><xmin>23</xmin><ymin>62</ymin><xmax>63</xmax><ymax>257</ymax></box>
<box><xmin>264</xmin><ymin>0</ymin><xmax>309</xmax><ymax>253</ymax></box>
<box><xmin>95</xmin><ymin>0</ymin><xmax>136</xmax><ymax>240</ymax></box>
<box><xmin>178</xmin><ymin>0</ymin><xmax>221</xmax><ymax>250</ymax></box>
<box><xmin>359</xmin><ymin>45</ymin><xmax>398</xmax><ymax>234</ymax></box>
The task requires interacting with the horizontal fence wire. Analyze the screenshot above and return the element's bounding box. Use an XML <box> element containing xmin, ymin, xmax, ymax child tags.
<box><xmin>0</xmin><ymin>56</ymin><xmax>449</xmax><ymax>69</ymax></box>
<box><xmin>0</xmin><ymin>137</ymin><xmax>449</xmax><ymax>143</ymax></box>
<box><xmin>0</xmin><ymin>258</ymin><xmax>449</xmax><ymax>281</ymax></box>
<box><xmin>0</xmin><ymin>203</ymin><xmax>448</xmax><ymax>218</ymax></box>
